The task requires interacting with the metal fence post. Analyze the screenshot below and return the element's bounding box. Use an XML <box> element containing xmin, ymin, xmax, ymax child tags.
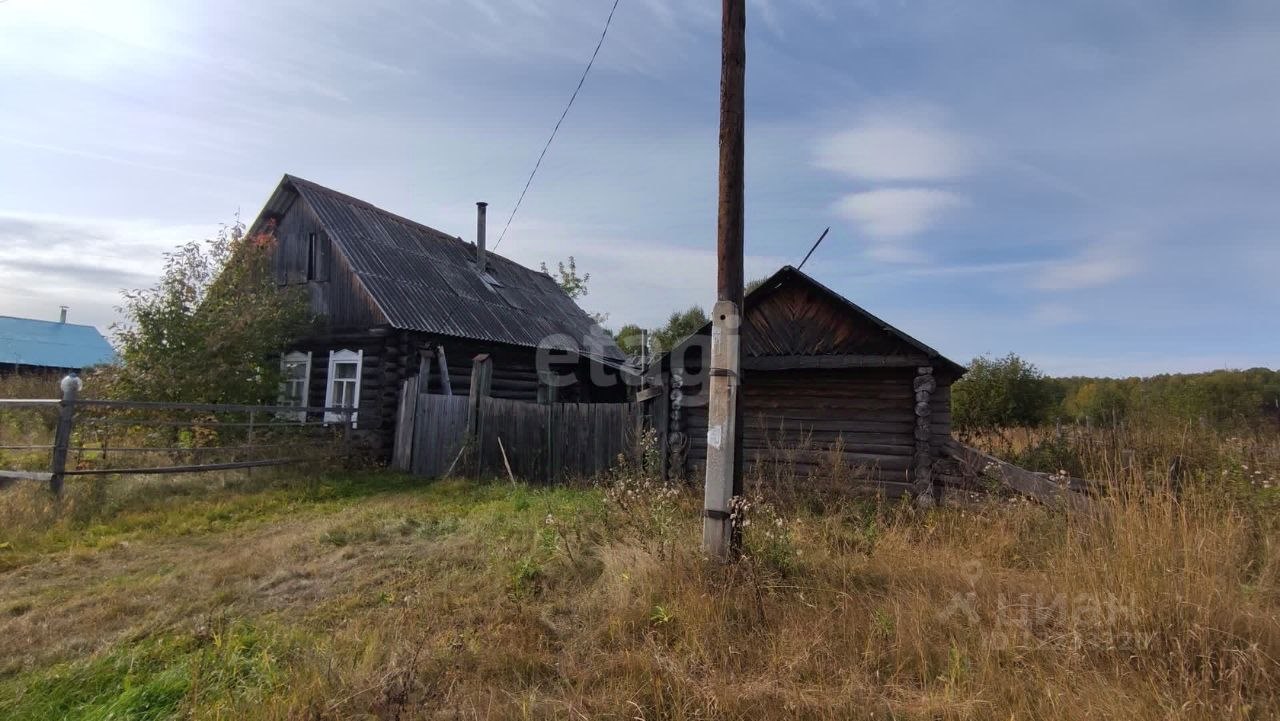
<box><xmin>246</xmin><ymin>410</ymin><xmax>256</xmax><ymax>478</ymax></box>
<box><xmin>50</xmin><ymin>374</ymin><xmax>82</xmax><ymax>497</ymax></box>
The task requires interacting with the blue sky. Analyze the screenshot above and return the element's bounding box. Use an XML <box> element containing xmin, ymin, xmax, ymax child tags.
<box><xmin>1</xmin><ymin>0</ymin><xmax>1277</xmax><ymax>377</ymax></box>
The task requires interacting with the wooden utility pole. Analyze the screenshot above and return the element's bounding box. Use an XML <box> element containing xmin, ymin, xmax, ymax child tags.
<box><xmin>703</xmin><ymin>0</ymin><xmax>746</xmax><ymax>560</ymax></box>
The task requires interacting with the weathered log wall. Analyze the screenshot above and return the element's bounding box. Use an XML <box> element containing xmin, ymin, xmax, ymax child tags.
<box><xmin>672</xmin><ymin>367</ymin><xmax>954</xmax><ymax>493</ymax></box>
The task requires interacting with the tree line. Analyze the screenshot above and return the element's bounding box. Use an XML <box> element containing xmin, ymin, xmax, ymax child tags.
<box><xmin>953</xmin><ymin>353</ymin><xmax>1280</xmax><ymax>431</ymax></box>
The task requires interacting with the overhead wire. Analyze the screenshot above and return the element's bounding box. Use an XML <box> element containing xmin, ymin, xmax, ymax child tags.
<box><xmin>492</xmin><ymin>0</ymin><xmax>623</xmax><ymax>251</ymax></box>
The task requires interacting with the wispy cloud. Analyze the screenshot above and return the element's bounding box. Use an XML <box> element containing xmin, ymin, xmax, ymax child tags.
<box><xmin>818</xmin><ymin>105</ymin><xmax>976</xmax><ymax>263</ymax></box>
<box><xmin>1034</xmin><ymin>236</ymin><xmax>1142</xmax><ymax>291</ymax></box>
<box><xmin>814</xmin><ymin>106</ymin><xmax>977</xmax><ymax>182</ymax></box>
<box><xmin>832</xmin><ymin>188</ymin><xmax>967</xmax><ymax>262</ymax></box>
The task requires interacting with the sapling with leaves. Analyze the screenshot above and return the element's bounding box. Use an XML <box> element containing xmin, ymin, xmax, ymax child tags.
<box><xmin>104</xmin><ymin>218</ymin><xmax>313</xmax><ymax>405</ymax></box>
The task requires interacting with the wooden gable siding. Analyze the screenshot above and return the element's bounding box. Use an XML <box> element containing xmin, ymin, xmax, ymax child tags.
<box><xmin>271</xmin><ymin>196</ymin><xmax>386</xmax><ymax>331</ymax></box>
<box><xmin>742</xmin><ymin>281</ymin><xmax>921</xmax><ymax>359</ymax></box>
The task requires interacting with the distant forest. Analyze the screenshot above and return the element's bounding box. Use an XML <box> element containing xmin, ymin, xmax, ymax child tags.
<box><xmin>953</xmin><ymin>354</ymin><xmax>1280</xmax><ymax>431</ymax></box>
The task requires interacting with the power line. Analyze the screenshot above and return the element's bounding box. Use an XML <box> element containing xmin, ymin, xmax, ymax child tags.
<box><xmin>493</xmin><ymin>0</ymin><xmax>622</xmax><ymax>251</ymax></box>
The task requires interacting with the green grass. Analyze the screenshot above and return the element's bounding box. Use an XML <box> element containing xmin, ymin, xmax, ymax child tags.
<box><xmin>0</xmin><ymin>472</ymin><xmax>606</xmax><ymax>718</ymax></box>
<box><xmin>1</xmin><ymin>622</ymin><xmax>289</xmax><ymax>721</ymax></box>
<box><xmin>1</xmin><ymin>471</ymin><xmax>431</xmax><ymax>559</ymax></box>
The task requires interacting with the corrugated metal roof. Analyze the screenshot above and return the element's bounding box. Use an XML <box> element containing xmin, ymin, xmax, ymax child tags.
<box><xmin>259</xmin><ymin>175</ymin><xmax>625</xmax><ymax>362</ymax></box>
<box><xmin>0</xmin><ymin>316</ymin><xmax>116</xmax><ymax>370</ymax></box>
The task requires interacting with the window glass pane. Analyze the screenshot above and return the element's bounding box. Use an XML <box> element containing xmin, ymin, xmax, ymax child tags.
<box><xmin>332</xmin><ymin>379</ymin><xmax>356</xmax><ymax>407</ymax></box>
<box><xmin>335</xmin><ymin>362</ymin><xmax>357</xmax><ymax>380</ymax></box>
<box><xmin>284</xmin><ymin>379</ymin><xmax>305</xmax><ymax>404</ymax></box>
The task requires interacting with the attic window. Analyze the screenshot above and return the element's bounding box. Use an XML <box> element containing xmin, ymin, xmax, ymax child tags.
<box><xmin>306</xmin><ymin>233</ymin><xmax>319</xmax><ymax>281</ymax></box>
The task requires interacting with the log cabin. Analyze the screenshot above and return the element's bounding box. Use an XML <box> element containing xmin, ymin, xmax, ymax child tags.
<box><xmin>647</xmin><ymin>265</ymin><xmax>966</xmax><ymax>501</ymax></box>
<box><xmin>247</xmin><ymin>175</ymin><xmax>632</xmax><ymax>458</ymax></box>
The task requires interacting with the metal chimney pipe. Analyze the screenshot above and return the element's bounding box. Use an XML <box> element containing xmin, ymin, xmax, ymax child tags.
<box><xmin>59</xmin><ymin>306</ymin><xmax>68</xmax><ymax>324</ymax></box>
<box><xmin>475</xmin><ymin>202</ymin><xmax>488</xmax><ymax>271</ymax></box>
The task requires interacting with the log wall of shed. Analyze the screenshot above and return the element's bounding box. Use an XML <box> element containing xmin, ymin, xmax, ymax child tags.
<box><xmin>676</xmin><ymin>367</ymin><xmax>952</xmax><ymax>489</ymax></box>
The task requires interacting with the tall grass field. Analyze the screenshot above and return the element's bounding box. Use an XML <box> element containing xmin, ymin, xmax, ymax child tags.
<box><xmin>0</xmin><ymin>409</ymin><xmax>1277</xmax><ymax>720</ymax></box>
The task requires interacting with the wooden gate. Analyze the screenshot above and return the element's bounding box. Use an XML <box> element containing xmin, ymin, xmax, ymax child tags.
<box><xmin>393</xmin><ymin>380</ymin><xmax>639</xmax><ymax>482</ymax></box>
<box><xmin>411</xmin><ymin>394</ymin><xmax>470</xmax><ymax>477</ymax></box>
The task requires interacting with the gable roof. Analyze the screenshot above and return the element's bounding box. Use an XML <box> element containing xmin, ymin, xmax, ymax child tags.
<box><xmin>656</xmin><ymin>265</ymin><xmax>966</xmax><ymax>376</ymax></box>
<box><xmin>250</xmin><ymin>175</ymin><xmax>625</xmax><ymax>363</ymax></box>
<box><xmin>0</xmin><ymin>316</ymin><xmax>116</xmax><ymax>370</ymax></box>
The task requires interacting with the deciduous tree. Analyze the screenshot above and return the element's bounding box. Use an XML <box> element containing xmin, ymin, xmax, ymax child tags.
<box><xmin>103</xmin><ymin>219</ymin><xmax>313</xmax><ymax>404</ymax></box>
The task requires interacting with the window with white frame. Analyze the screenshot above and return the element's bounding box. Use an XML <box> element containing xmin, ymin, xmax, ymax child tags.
<box><xmin>324</xmin><ymin>349</ymin><xmax>362</xmax><ymax>425</ymax></box>
<box><xmin>278</xmin><ymin>351</ymin><xmax>311</xmax><ymax>421</ymax></box>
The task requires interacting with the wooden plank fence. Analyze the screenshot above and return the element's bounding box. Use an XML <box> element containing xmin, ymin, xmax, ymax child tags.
<box><xmin>412</xmin><ymin>394</ymin><xmax>469</xmax><ymax>478</ymax></box>
<box><xmin>547</xmin><ymin>402</ymin><xmax>638</xmax><ymax>481</ymax></box>
<box><xmin>392</xmin><ymin>383</ymin><xmax>639</xmax><ymax>483</ymax></box>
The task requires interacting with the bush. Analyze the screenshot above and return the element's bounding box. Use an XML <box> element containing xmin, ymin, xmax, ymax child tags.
<box><xmin>953</xmin><ymin>353</ymin><xmax>1056</xmax><ymax>432</ymax></box>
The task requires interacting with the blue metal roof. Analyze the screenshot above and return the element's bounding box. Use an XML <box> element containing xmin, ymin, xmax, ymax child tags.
<box><xmin>0</xmin><ymin>316</ymin><xmax>116</xmax><ymax>370</ymax></box>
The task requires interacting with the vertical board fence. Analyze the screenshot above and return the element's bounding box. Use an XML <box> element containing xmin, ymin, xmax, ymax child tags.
<box><xmin>413</xmin><ymin>394</ymin><xmax>469</xmax><ymax>478</ymax></box>
<box><xmin>393</xmin><ymin>382</ymin><xmax>639</xmax><ymax>483</ymax></box>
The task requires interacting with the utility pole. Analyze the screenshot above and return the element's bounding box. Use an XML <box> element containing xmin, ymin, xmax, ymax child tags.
<box><xmin>703</xmin><ymin>0</ymin><xmax>746</xmax><ymax>561</ymax></box>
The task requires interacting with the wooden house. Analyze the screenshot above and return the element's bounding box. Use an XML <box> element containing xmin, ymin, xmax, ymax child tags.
<box><xmin>0</xmin><ymin>310</ymin><xmax>115</xmax><ymax>375</ymax></box>
<box><xmin>247</xmin><ymin>175</ymin><xmax>631</xmax><ymax>457</ymax></box>
<box><xmin>648</xmin><ymin>265</ymin><xmax>966</xmax><ymax>500</ymax></box>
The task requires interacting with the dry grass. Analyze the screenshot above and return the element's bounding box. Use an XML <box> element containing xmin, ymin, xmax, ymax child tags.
<box><xmin>0</xmin><ymin>371</ymin><xmax>70</xmax><ymax>400</ymax></box>
<box><xmin>0</xmin><ymin>430</ymin><xmax>1278</xmax><ymax>720</ymax></box>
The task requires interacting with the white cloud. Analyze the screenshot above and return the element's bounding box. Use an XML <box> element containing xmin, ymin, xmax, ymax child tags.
<box><xmin>0</xmin><ymin>211</ymin><xmax>216</xmax><ymax>331</ymax></box>
<box><xmin>1034</xmin><ymin>237</ymin><xmax>1142</xmax><ymax>291</ymax></box>
<box><xmin>814</xmin><ymin>108</ymin><xmax>977</xmax><ymax>181</ymax></box>
<box><xmin>818</xmin><ymin>106</ymin><xmax>976</xmax><ymax>263</ymax></box>
<box><xmin>865</xmin><ymin>243</ymin><xmax>928</xmax><ymax>264</ymax></box>
<box><xmin>833</xmin><ymin>187</ymin><xmax>967</xmax><ymax>241</ymax></box>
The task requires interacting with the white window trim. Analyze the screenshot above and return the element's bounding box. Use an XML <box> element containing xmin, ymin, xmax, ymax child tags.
<box><xmin>324</xmin><ymin>349</ymin><xmax>363</xmax><ymax>426</ymax></box>
<box><xmin>278</xmin><ymin>351</ymin><xmax>311</xmax><ymax>422</ymax></box>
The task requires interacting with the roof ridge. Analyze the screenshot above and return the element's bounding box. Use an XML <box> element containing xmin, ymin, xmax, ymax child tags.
<box><xmin>284</xmin><ymin>174</ymin><xmax>547</xmax><ymax>280</ymax></box>
<box><xmin>0</xmin><ymin>315</ymin><xmax>102</xmax><ymax>330</ymax></box>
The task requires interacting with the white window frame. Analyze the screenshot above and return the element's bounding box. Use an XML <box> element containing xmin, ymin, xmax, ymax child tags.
<box><xmin>324</xmin><ymin>349</ymin><xmax>363</xmax><ymax>426</ymax></box>
<box><xmin>278</xmin><ymin>351</ymin><xmax>312</xmax><ymax>421</ymax></box>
